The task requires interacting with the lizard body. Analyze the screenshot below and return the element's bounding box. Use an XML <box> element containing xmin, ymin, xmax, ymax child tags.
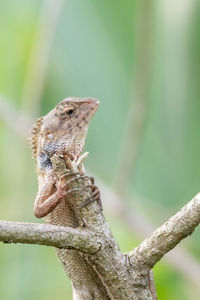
<box><xmin>31</xmin><ymin>97</ymin><xmax>109</xmax><ymax>299</ymax></box>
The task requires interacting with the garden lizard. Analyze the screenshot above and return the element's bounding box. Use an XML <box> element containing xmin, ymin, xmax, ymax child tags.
<box><xmin>31</xmin><ymin>97</ymin><xmax>109</xmax><ymax>299</ymax></box>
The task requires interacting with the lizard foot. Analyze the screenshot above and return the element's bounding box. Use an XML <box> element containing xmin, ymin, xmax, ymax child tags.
<box><xmin>56</xmin><ymin>173</ymin><xmax>83</xmax><ymax>198</ymax></box>
<box><xmin>80</xmin><ymin>185</ymin><xmax>103</xmax><ymax>212</ymax></box>
<box><xmin>57</xmin><ymin>170</ymin><xmax>103</xmax><ymax>211</ymax></box>
<box><xmin>58</xmin><ymin>173</ymin><xmax>90</xmax><ymax>190</ymax></box>
<box><xmin>57</xmin><ymin>181</ymin><xmax>83</xmax><ymax>198</ymax></box>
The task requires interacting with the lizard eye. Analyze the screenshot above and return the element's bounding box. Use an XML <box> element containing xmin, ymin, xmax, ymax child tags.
<box><xmin>66</xmin><ymin>108</ymin><xmax>75</xmax><ymax>116</ymax></box>
<box><xmin>56</xmin><ymin>103</ymin><xmax>76</xmax><ymax>119</ymax></box>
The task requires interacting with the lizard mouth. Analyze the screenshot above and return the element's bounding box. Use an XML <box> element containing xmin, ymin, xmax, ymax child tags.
<box><xmin>68</xmin><ymin>99</ymin><xmax>99</xmax><ymax>133</ymax></box>
<box><xmin>86</xmin><ymin>98</ymin><xmax>100</xmax><ymax>106</ymax></box>
<box><xmin>83</xmin><ymin>98</ymin><xmax>100</xmax><ymax>115</ymax></box>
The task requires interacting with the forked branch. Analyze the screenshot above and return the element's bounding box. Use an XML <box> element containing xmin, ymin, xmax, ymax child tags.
<box><xmin>0</xmin><ymin>191</ymin><xmax>200</xmax><ymax>299</ymax></box>
<box><xmin>128</xmin><ymin>193</ymin><xmax>200</xmax><ymax>271</ymax></box>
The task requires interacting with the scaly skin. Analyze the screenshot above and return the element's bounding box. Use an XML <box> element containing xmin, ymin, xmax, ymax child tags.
<box><xmin>31</xmin><ymin>97</ymin><xmax>110</xmax><ymax>299</ymax></box>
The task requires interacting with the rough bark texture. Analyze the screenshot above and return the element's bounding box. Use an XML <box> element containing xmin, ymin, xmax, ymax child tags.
<box><xmin>0</xmin><ymin>220</ymin><xmax>99</xmax><ymax>252</ymax></box>
<box><xmin>128</xmin><ymin>193</ymin><xmax>200</xmax><ymax>272</ymax></box>
<box><xmin>50</xmin><ymin>155</ymin><xmax>154</xmax><ymax>300</ymax></box>
<box><xmin>47</xmin><ymin>156</ymin><xmax>110</xmax><ymax>300</ymax></box>
<box><xmin>0</xmin><ymin>157</ymin><xmax>200</xmax><ymax>299</ymax></box>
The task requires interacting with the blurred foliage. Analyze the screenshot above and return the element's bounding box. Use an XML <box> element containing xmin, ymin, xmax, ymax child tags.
<box><xmin>0</xmin><ymin>0</ymin><xmax>200</xmax><ymax>299</ymax></box>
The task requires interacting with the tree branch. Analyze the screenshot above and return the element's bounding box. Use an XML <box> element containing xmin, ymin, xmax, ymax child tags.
<box><xmin>0</xmin><ymin>220</ymin><xmax>100</xmax><ymax>254</ymax></box>
<box><xmin>100</xmin><ymin>176</ymin><xmax>200</xmax><ymax>286</ymax></box>
<box><xmin>128</xmin><ymin>193</ymin><xmax>200</xmax><ymax>271</ymax></box>
<box><xmin>1</xmin><ymin>99</ymin><xmax>200</xmax><ymax>287</ymax></box>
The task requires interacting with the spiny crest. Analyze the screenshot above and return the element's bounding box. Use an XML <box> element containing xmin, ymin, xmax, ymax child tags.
<box><xmin>30</xmin><ymin>116</ymin><xmax>44</xmax><ymax>159</ymax></box>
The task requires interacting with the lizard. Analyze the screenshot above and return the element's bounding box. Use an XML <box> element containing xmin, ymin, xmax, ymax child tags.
<box><xmin>31</xmin><ymin>97</ymin><xmax>110</xmax><ymax>300</ymax></box>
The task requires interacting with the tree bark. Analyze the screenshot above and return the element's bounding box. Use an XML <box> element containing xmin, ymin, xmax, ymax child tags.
<box><xmin>0</xmin><ymin>157</ymin><xmax>200</xmax><ymax>299</ymax></box>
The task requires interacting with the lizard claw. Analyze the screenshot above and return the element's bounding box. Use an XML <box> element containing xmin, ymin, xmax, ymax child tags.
<box><xmin>76</xmin><ymin>152</ymin><xmax>89</xmax><ymax>166</ymax></box>
<box><xmin>65</xmin><ymin>152</ymin><xmax>89</xmax><ymax>174</ymax></box>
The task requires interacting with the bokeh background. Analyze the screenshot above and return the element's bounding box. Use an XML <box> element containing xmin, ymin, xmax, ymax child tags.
<box><xmin>0</xmin><ymin>0</ymin><xmax>200</xmax><ymax>299</ymax></box>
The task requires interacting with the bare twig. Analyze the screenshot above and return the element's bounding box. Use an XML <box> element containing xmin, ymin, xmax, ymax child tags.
<box><xmin>128</xmin><ymin>193</ymin><xmax>200</xmax><ymax>270</ymax></box>
<box><xmin>21</xmin><ymin>0</ymin><xmax>64</xmax><ymax>115</ymax></box>
<box><xmin>0</xmin><ymin>220</ymin><xmax>99</xmax><ymax>253</ymax></box>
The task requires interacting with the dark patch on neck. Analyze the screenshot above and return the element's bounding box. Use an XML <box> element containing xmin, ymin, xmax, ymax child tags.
<box><xmin>37</xmin><ymin>152</ymin><xmax>52</xmax><ymax>170</ymax></box>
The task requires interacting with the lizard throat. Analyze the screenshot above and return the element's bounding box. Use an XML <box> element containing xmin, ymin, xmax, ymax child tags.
<box><xmin>41</xmin><ymin>126</ymin><xmax>87</xmax><ymax>163</ymax></box>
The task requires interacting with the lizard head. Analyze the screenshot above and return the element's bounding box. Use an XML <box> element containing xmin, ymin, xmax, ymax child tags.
<box><xmin>32</xmin><ymin>97</ymin><xmax>99</xmax><ymax>166</ymax></box>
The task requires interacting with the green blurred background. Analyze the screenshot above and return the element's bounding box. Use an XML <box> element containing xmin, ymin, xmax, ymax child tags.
<box><xmin>0</xmin><ymin>0</ymin><xmax>200</xmax><ymax>299</ymax></box>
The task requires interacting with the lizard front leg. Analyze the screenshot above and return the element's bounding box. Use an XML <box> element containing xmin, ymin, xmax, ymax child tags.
<box><xmin>34</xmin><ymin>169</ymin><xmax>67</xmax><ymax>218</ymax></box>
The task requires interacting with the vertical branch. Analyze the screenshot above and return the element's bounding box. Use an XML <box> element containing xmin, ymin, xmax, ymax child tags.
<box><xmin>21</xmin><ymin>0</ymin><xmax>64</xmax><ymax>116</ymax></box>
<box><xmin>114</xmin><ymin>0</ymin><xmax>154</xmax><ymax>195</ymax></box>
